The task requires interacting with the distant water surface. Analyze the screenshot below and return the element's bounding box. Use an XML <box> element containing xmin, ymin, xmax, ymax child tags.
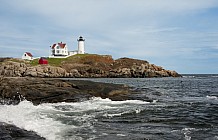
<box><xmin>0</xmin><ymin>74</ymin><xmax>217</xmax><ymax>140</ymax></box>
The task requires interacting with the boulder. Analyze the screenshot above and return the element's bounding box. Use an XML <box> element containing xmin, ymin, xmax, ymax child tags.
<box><xmin>0</xmin><ymin>122</ymin><xmax>45</xmax><ymax>140</ymax></box>
<box><xmin>69</xmin><ymin>69</ymin><xmax>81</xmax><ymax>77</ymax></box>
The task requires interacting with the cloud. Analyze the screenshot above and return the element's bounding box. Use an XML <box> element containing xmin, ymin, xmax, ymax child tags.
<box><xmin>5</xmin><ymin>0</ymin><xmax>218</xmax><ymax>28</ymax></box>
<box><xmin>1</xmin><ymin>0</ymin><xmax>218</xmax><ymax>73</ymax></box>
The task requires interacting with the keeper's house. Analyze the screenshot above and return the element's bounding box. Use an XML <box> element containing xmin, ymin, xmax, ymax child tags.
<box><xmin>51</xmin><ymin>42</ymin><xmax>68</xmax><ymax>56</ymax></box>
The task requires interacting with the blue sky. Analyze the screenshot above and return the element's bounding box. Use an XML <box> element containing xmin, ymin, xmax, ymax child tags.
<box><xmin>0</xmin><ymin>0</ymin><xmax>218</xmax><ymax>74</ymax></box>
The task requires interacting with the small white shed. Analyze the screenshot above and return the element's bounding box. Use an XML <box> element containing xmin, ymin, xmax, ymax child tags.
<box><xmin>22</xmin><ymin>52</ymin><xmax>33</xmax><ymax>60</ymax></box>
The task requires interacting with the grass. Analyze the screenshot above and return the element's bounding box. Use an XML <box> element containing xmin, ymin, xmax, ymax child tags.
<box><xmin>1</xmin><ymin>54</ymin><xmax>112</xmax><ymax>67</ymax></box>
<box><xmin>30</xmin><ymin>59</ymin><xmax>39</xmax><ymax>66</ymax></box>
<box><xmin>29</xmin><ymin>54</ymin><xmax>102</xmax><ymax>66</ymax></box>
<box><xmin>47</xmin><ymin>58</ymin><xmax>66</xmax><ymax>66</ymax></box>
<box><xmin>30</xmin><ymin>58</ymin><xmax>65</xmax><ymax>66</ymax></box>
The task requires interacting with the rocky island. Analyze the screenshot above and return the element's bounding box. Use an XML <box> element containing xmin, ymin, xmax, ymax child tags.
<box><xmin>0</xmin><ymin>54</ymin><xmax>178</xmax><ymax>106</ymax></box>
<box><xmin>0</xmin><ymin>54</ymin><xmax>180</xmax><ymax>139</ymax></box>
<box><xmin>0</xmin><ymin>54</ymin><xmax>180</xmax><ymax>78</ymax></box>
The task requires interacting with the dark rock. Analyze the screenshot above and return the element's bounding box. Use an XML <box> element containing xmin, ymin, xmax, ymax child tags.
<box><xmin>0</xmin><ymin>122</ymin><xmax>45</xmax><ymax>140</ymax></box>
<box><xmin>0</xmin><ymin>77</ymin><xmax>145</xmax><ymax>105</ymax></box>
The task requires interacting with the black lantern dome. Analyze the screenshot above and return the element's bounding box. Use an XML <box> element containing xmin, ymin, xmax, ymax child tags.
<box><xmin>77</xmin><ymin>36</ymin><xmax>85</xmax><ymax>41</ymax></box>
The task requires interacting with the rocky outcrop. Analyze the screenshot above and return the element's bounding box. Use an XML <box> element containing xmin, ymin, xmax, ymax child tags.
<box><xmin>0</xmin><ymin>122</ymin><xmax>45</xmax><ymax>140</ymax></box>
<box><xmin>0</xmin><ymin>56</ymin><xmax>181</xmax><ymax>78</ymax></box>
<box><xmin>108</xmin><ymin>58</ymin><xmax>180</xmax><ymax>78</ymax></box>
<box><xmin>0</xmin><ymin>61</ymin><xmax>68</xmax><ymax>78</ymax></box>
<box><xmin>0</xmin><ymin>77</ymin><xmax>150</xmax><ymax>105</ymax></box>
<box><xmin>0</xmin><ymin>76</ymin><xmax>154</xmax><ymax>139</ymax></box>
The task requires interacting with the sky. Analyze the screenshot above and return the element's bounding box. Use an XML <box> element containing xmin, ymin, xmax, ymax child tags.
<box><xmin>0</xmin><ymin>0</ymin><xmax>218</xmax><ymax>74</ymax></box>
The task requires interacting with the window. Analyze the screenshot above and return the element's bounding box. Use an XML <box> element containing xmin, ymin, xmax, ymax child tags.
<box><xmin>57</xmin><ymin>50</ymin><xmax>60</xmax><ymax>54</ymax></box>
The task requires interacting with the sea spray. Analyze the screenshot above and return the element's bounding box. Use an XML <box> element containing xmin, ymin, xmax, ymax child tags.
<box><xmin>0</xmin><ymin>97</ymin><xmax>151</xmax><ymax>140</ymax></box>
<box><xmin>0</xmin><ymin>76</ymin><xmax>217</xmax><ymax>139</ymax></box>
<box><xmin>0</xmin><ymin>100</ymin><xmax>68</xmax><ymax>140</ymax></box>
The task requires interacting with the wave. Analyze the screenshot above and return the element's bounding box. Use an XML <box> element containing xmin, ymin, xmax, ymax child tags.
<box><xmin>0</xmin><ymin>100</ymin><xmax>68</xmax><ymax>140</ymax></box>
<box><xmin>182</xmin><ymin>75</ymin><xmax>195</xmax><ymax>78</ymax></box>
<box><xmin>88</xmin><ymin>97</ymin><xmax>151</xmax><ymax>105</ymax></box>
<box><xmin>182</xmin><ymin>74</ymin><xmax>218</xmax><ymax>78</ymax></box>
<box><xmin>0</xmin><ymin>97</ymin><xmax>152</xmax><ymax>140</ymax></box>
<box><xmin>211</xmin><ymin>76</ymin><xmax>218</xmax><ymax>78</ymax></box>
<box><xmin>206</xmin><ymin>95</ymin><xmax>218</xmax><ymax>100</ymax></box>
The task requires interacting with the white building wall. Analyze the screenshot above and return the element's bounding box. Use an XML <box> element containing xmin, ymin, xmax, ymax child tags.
<box><xmin>69</xmin><ymin>51</ymin><xmax>78</xmax><ymax>56</ymax></box>
<box><xmin>22</xmin><ymin>53</ymin><xmax>33</xmax><ymax>60</ymax></box>
<box><xmin>78</xmin><ymin>41</ymin><xmax>85</xmax><ymax>54</ymax></box>
<box><xmin>51</xmin><ymin>44</ymin><xmax>68</xmax><ymax>56</ymax></box>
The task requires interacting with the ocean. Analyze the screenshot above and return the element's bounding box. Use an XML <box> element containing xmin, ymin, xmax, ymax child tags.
<box><xmin>0</xmin><ymin>75</ymin><xmax>218</xmax><ymax>140</ymax></box>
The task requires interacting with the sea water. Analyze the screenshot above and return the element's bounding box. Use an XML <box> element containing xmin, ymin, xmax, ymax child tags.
<box><xmin>0</xmin><ymin>75</ymin><xmax>218</xmax><ymax>140</ymax></box>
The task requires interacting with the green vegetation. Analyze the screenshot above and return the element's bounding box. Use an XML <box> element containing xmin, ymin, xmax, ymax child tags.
<box><xmin>30</xmin><ymin>58</ymin><xmax>64</xmax><ymax>66</ymax></box>
<box><xmin>1</xmin><ymin>54</ymin><xmax>113</xmax><ymax>67</ymax></box>
<box><xmin>29</xmin><ymin>54</ymin><xmax>103</xmax><ymax>66</ymax></box>
<box><xmin>48</xmin><ymin>58</ymin><xmax>66</xmax><ymax>66</ymax></box>
<box><xmin>30</xmin><ymin>59</ymin><xmax>39</xmax><ymax>66</ymax></box>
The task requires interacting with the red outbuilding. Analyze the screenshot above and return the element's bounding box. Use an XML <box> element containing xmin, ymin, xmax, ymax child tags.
<box><xmin>39</xmin><ymin>57</ymin><xmax>48</xmax><ymax>65</ymax></box>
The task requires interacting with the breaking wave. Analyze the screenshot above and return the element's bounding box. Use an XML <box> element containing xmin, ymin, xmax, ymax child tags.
<box><xmin>0</xmin><ymin>97</ymin><xmax>151</xmax><ymax>140</ymax></box>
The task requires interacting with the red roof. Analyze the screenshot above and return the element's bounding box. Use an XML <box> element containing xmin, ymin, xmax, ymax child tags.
<box><xmin>52</xmin><ymin>44</ymin><xmax>56</xmax><ymax>49</ymax></box>
<box><xmin>52</xmin><ymin>42</ymin><xmax>66</xmax><ymax>49</ymax></box>
<box><xmin>25</xmin><ymin>52</ymin><xmax>33</xmax><ymax>57</ymax></box>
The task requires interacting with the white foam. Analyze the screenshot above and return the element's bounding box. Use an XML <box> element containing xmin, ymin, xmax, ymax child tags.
<box><xmin>152</xmin><ymin>100</ymin><xmax>158</xmax><ymax>103</ymax></box>
<box><xmin>88</xmin><ymin>97</ymin><xmax>150</xmax><ymax>105</ymax></box>
<box><xmin>182</xmin><ymin>76</ymin><xmax>195</xmax><ymax>78</ymax></box>
<box><xmin>135</xmin><ymin>108</ymin><xmax>141</xmax><ymax>114</ymax></box>
<box><xmin>0</xmin><ymin>100</ymin><xmax>69</xmax><ymax>140</ymax></box>
<box><xmin>50</xmin><ymin>97</ymin><xmax>150</xmax><ymax>114</ymax></box>
<box><xmin>206</xmin><ymin>95</ymin><xmax>217</xmax><ymax>100</ymax></box>
<box><xmin>182</xmin><ymin>128</ymin><xmax>197</xmax><ymax>140</ymax></box>
<box><xmin>117</xmin><ymin>134</ymin><xmax>126</xmax><ymax>137</ymax></box>
<box><xmin>104</xmin><ymin>113</ymin><xmax>123</xmax><ymax>117</ymax></box>
<box><xmin>0</xmin><ymin>97</ymin><xmax>151</xmax><ymax>139</ymax></box>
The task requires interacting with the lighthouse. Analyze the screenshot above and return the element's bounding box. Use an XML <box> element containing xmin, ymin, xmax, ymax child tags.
<box><xmin>77</xmin><ymin>36</ymin><xmax>85</xmax><ymax>54</ymax></box>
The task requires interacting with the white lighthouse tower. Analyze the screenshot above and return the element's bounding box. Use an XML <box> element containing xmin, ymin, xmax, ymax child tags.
<box><xmin>77</xmin><ymin>36</ymin><xmax>85</xmax><ymax>54</ymax></box>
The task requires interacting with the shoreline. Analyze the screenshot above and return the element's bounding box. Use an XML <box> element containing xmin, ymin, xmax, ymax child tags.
<box><xmin>0</xmin><ymin>77</ymin><xmax>149</xmax><ymax>139</ymax></box>
<box><xmin>0</xmin><ymin>77</ymin><xmax>150</xmax><ymax>105</ymax></box>
<box><xmin>0</xmin><ymin>55</ymin><xmax>181</xmax><ymax>78</ymax></box>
